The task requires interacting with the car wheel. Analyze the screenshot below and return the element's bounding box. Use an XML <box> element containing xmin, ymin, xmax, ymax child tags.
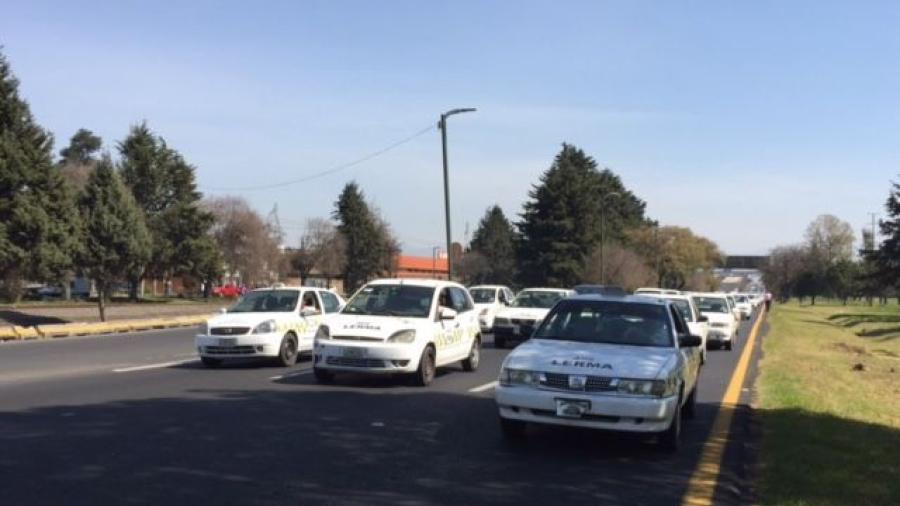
<box><xmin>462</xmin><ymin>338</ymin><xmax>481</xmax><ymax>372</ymax></box>
<box><xmin>412</xmin><ymin>345</ymin><xmax>436</xmax><ymax>386</ymax></box>
<box><xmin>313</xmin><ymin>367</ymin><xmax>334</xmax><ymax>383</ymax></box>
<box><xmin>494</xmin><ymin>335</ymin><xmax>506</xmax><ymax>349</ymax></box>
<box><xmin>275</xmin><ymin>333</ymin><xmax>299</xmax><ymax>367</ymax></box>
<box><xmin>201</xmin><ymin>356</ymin><xmax>222</xmax><ymax>368</ymax></box>
<box><xmin>499</xmin><ymin>416</ymin><xmax>527</xmax><ymax>440</ymax></box>
<box><xmin>684</xmin><ymin>384</ymin><xmax>697</xmax><ymax>419</ymax></box>
<box><xmin>658</xmin><ymin>394</ymin><xmax>682</xmax><ymax>452</ymax></box>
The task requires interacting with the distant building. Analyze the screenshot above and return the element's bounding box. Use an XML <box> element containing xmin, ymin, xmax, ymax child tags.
<box><xmin>395</xmin><ymin>255</ymin><xmax>449</xmax><ymax>280</ymax></box>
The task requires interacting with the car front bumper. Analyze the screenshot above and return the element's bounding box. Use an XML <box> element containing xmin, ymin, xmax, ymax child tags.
<box><xmin>495</xmin><ymin>385</ymin><xmax>678</xmax><ymax>433</ymax></box>
<box><xmin>707</xmin><ymin>329</ymin><xmax>733</xmax><ymax>343</ymax></box>
<box><xmin>314</xmin><ymin>340</ymin><xmax>421</xmax><ymax>373</ymax></box>
<box><xmin>195</xmin><ymin>333</ymin><xmax>281</xmax><ymax>358</ymax></box>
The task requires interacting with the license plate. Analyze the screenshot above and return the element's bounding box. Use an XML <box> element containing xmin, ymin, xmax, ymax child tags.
<box><xmin>342</xmin><ymin>347</ymin><xmax>366</xmax><ymax>358</ymax></box>
<box><xmin>217</xmin><ymin>338</ymin><xmax>236</xmax><ymax>347</ymax></box>
<box><xmin>555</xmin><ymin>399</ymin><xmax>590</xmax><ymax>418</ymax></box>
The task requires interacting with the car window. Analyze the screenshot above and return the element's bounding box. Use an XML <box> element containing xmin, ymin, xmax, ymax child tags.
<box><xmin>301</xmin><ymin>291</ymin><xmax>321</xmax><ymax>312</ymax></box>
<box><xmin>450</xmin><ymin>287</ymin><xmax>473</xmax><ymax>312</ymax></box>
<box><xmin>319</xmin><ymin>291</ymin><xmax>340</xmax><ymax>313</ymax></box>
<box><xmin>342</xmin><ymin>284</ymin><xmax>435</xmax><ymax>318</ymax></box>
<box><xmin>667</xmin><ymin>299</ymin><xmax>694</xmax><ymax>322</ymax></box>
<box><xmin>694</xmin><ymin>296</ymin><xmax>728</xmax><ymax>313</ymax></box>
<box><xmin>534</xmin><ymin>300</ymin><xmax>673</xmax><ymax>347</ymax></box>
<box><xmin>670</xmin><ymin>306</ymin><xmax>689</xmax><ymax>335</ymax></box>
<box><xmin>229</xmin><ymin>290</ymin><xmax>298</xmax><ymax>313</ymax></box>
<box><xmin>469</xmin><ymin>288</ymin><xmax>496</xmax><ymax>304</ymax></box>
<box><xmin>510</xmin><ymin>290</ymin><xmax>565</xmax><ymax>309</ymax></box>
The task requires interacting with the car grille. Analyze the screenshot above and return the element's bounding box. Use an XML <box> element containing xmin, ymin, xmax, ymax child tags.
<box><xmin>326</xmin><ymin>357</ymin><xmax>386</xmax><ymax>368</ymax></box>
<box><xmin>510</xmin><ymin>318</ymin><xmax>535</xmax><ymax>326</ymax></box>
<box><xmin>541</xmin><ymin>372</ymin><xmax>615</xmax><ymax>392</ymax></box>
<box><xmin>331</xmin><ymin>336</ymin><xmax>384</xmax><ymax>342</ymax></box>
<box><xmin>210</xmin><ymin>327</ymin><xmax>251</xmax><ymax>335</ymax></box>
<box><xmin>205</xmin><ymin>345</ymin><xmax>256</xmax><ymax>355</ymax></box>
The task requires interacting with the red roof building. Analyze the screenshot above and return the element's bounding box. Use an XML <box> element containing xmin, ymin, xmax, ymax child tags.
<box><xmin>395</xmin><ymin>255</ymin><xmax>449</xmax><ymax>280</ymax></box>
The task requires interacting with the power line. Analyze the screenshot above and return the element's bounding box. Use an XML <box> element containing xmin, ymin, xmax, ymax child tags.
<box><xmin>202</xmin><ymin>124</ymin><xmax>436</xmax><ymax>192</ymax></box>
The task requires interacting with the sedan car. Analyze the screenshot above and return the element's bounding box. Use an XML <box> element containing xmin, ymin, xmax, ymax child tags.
<box><xmin>692</xmin><ymin>293</ymin><xmax>737</xmax><ymax>350</ymax></box>
<box><xmin>733</xmin><ymin>294</ymin><xmax>753</xmax><ymax>320</ymax></box>
<box><xmin>640</xmin><ymin>293</ymin><xmax>709</xmax><ymax>363</ymax></box>
<box><xmin>468</xmin><ymin>284</ymin><xmax>515</xmax><ymax>333</ymax></box>
<box><xmin>492</xmin><ymin>288</ymin><xmax>573</xmax><ymax>349</ymax></box>
<box><xmin>494</xmin><ymin>295</ymin><xmax>703</xmax><ymax>451</ymax></box>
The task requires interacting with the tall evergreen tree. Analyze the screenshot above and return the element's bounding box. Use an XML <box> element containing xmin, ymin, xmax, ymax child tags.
<box><xmin>333</xmin><ymin>182</ymin><xmax>394</xmax><ymax>293</ymax></box>
<box><xmin>59</xmin><ymin>128</ymin><xmax>102</xmax><ymax>165</ymax></box>
<box><xmin>877</xmin><ymin>180</ymin><xmax>900</xmax><ymax>288</ymax></box>
<box><xmin>0</xmin><ymin>50</ymin><xmax>80</xmax><ymax>300</ymax></box>
<box><xmin>469</xmin><ymin>205</ymin><xmax>517</xmax><ymax>285</ymax></box>
<box><xmin>516</xmin><ymin>143</ymin><xmax>646</xmax><ymax>286</ymax></box>
<box><xmin>79</xmin><ymin>157</ymin><xmax>150</xmax><ymax>320</ymax></box>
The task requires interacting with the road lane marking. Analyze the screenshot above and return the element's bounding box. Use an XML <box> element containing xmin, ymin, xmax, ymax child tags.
<box><xmin>269</xmin><ymin>369</ymin><xmax>312</xmax><ymax>380</ymax></box>
<box><xmin>468</xmin><ymin>380</ymin><xmax>498</xmax><ymax>393</ymax></box>
<box><xmin>680</xmin><ymin>308</ymin><xmax>766</xmax><ymax>506</ymax></box>
<box><xmin>112</xmin><ymin>359</ymin><xmax>198</xmax><ymax>373</ymax></box>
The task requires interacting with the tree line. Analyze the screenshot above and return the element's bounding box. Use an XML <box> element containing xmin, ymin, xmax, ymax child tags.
<box><xmin>764</xmin><ymin>182</ymin><xmax>900</xmax><ymax>305</ymax></box>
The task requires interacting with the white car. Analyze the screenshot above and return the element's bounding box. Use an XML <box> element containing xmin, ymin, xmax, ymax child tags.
<box><xmin>492</xmin><ymin>288</ymin><xmax>573</xmax><ymax>349</ymax></box>
<box><xmin>312</xmin><ymin>279</ymin><xmax>481</xmax><ymax>386</ymax></box>
<box><xmin>495</xmin><ymin>294</ymin><xmax>703</xmax><ymax>451</ymax></box>
<box><xmin>195</xmin><ymin>286</ymin><xmax>346</xmax><ymax>367</ymax></box>
<box><xmin>725</xmin><ymin>294</ymin><xmax>741</xmax><ymax>324</ymax></box>
<box><xmin>692</xmin><ymin>293</ymin><xmax>737</xmax><ymax>350</ymax></box>
<box><xmin>732</xmin><ymin>294</ymin><xmax>753</xmax><ymax>320</ymax></box>
<box><xmin>635</xmin><ymin>287</ymin><xmax>682</xmax><ymax>296</ymax></box>
<box><xmin>468</xmin><ymin>285</ymin><xmax>515</xmax><ymax>333</ymax></box>
<box><xmin>641</xmin><ymin>293</ymin><xmax>709</xmax><ymax>363</ymax></box>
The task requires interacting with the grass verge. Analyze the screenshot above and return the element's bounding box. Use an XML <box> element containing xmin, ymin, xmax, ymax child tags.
<box><xmin>758</xmin><ymin>301</ymin><xmax>900</xmax><ymax>506</ymax></box>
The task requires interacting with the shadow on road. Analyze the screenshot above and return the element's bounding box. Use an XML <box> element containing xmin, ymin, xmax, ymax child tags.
<box><xmin>0</xmin><ymin>310</ymin><xmax>68</xmax><ymax>327</ymax></box>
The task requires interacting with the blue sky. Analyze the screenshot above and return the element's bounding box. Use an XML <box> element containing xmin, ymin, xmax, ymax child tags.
<box><xmin>3</xmin><ymin>1</ymin><xmax>899</xmax><ymax>255</ymax></box>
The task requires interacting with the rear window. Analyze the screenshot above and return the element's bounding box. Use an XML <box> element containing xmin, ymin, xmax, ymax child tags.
<box><xmin>694</xmin><ymin>296</ymin><xmax>728</xmax><ymax>313</ymax></box>
<box><xmin>533</xmin><ymin>300</ymin><xmax>673</xmax><ymax>347</ymax></box>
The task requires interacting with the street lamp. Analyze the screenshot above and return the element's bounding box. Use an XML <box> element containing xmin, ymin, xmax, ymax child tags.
<box><xmin>599</xmin><ymin>191</ymin><xmax>622</xmax><ymax>284</ymax></box>
<box><xmin>439</xmin><ymin>107</ymin><xmax>477</xmax><ymax>280</ymax></box>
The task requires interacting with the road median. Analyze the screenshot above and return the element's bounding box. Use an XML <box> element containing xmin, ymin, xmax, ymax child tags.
<box><xmin>1</xmin><ymin>314</ymin><xmax>210</xmax><ymax>342</ymax></box>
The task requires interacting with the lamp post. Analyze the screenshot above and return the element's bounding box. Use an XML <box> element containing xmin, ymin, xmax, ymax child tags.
<box><xmin>599</xmin><ymin>191</ymin><xmax>622</xmax><ymax>284</ymax></box>
<box><xmin>439</xmin><ymin>108</ymin><xmax>476</xmax><ymax>280</ymax></box>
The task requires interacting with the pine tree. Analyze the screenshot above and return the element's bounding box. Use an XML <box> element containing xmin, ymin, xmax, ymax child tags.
<box><xmin>877</xmin><ymin>180</ymin><xmax>900</xmax><ymax>287</ymax></box>
<box><xmin>79</xmin><ymin>157</ymin><xmax>151</xmax><ymax>320</ymax></box>
<box><xmin>516</xmin><ymin>143</ymin><xmax>646</xmax><ymax>287</ymax></box>
<box><xmin>469</xmin><ymin>205</ymin><xmax>517</xmax><ymax>285</ymax></box>
<box><xmin>333</xmin><ymin>182</ymin><xmax>393</xmax><ymax>293</ymax></box>
<box><xmin>59</xmin><ymin>128</ymin><xmax>102</xmax><ymax>164</ymax></box>
<box><xmin>0</xmin><ymin>50</ymin><xmax>80</xmax><ymax>300</ymax></box>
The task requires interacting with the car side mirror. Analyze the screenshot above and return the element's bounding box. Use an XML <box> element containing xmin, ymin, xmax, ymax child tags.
<box><xmin>439</xmin><ymin>307</ymin><xmax>458</xmax><ymax>320</ymax></box>
<box><xmin>698</xmin><ymin>315</ymin><xmax>709</xmax><ymax>323</ymax></box>
<box><xmin>679</xmin><ymin>335</ymin><xmax>703</xmax><ymax>347</ymax></box>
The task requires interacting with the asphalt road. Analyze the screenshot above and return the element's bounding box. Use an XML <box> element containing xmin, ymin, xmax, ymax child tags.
<box><xmin>0</xmin><ymin>312</ymin><xmax>763</xmax><ymax>506</ymax></box>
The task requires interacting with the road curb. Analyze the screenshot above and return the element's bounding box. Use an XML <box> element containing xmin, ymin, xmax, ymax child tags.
<box><xmin>10</xmin><ymin>315</ymin><xmax>213</xmax><ymax>341</ymax></box>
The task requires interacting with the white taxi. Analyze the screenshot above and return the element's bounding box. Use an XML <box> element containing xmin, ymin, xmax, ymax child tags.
<box><xmin>468</xmin><ymin>285</ymin><xmax>515</xmax><ymax>333</ymax></box>
<box><xmin>691</xmin><ymin>293</ymin><xmax>737</xmax><ymax>351</ymax></box>
<box><xmin>641</xmin><ymin>293</ymin><xmax>709</xmax><ymax>363</ymax></box>
<box><xmin>494</xmin><ymin>295</ymin><xmax>703</xmax><ymax>451</ymax></box>
<box><xmin>313</xmin><ymin>279</ymin><xmax>481</xmax><ymax>386</ymax></box>
<box><xmin>195</xmin><ymin>286</ymin><xmax>346</xmax><ymax>367</ymax></box>
<box><xmin>492</xmin><ymin>288</ymin><xmax>573</xmax><ymax>349</ymax></box>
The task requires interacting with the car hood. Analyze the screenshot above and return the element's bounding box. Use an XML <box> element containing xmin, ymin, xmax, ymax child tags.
<box><xmin>496</xmin><ymin>307</ymin><xmax>551</xmax><ymax>321</ymax></box>
<box><xmin>504</xmin><ymin>339</ymin><xmax>676</xmax><ymax>379</ymax></box>
<box><xmin>702</xmin><ymin>312</ymin><xmax>733</xmax><ymax>325</ymax></box>
<box><xmin>206</xmin><ymin>312</ymin><xmax>291</xmax><ymax>328</ymax></box>
<box><xmin>326</xmin><ymin>314</ymin><xmax>424</xmax><ymax>339</ymax></box>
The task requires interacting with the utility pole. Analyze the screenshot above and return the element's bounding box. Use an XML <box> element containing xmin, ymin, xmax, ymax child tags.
<box><xmin>438</xmin><ymin>108</ymin><xmax>476</xmax><ymax>280</ymax></box>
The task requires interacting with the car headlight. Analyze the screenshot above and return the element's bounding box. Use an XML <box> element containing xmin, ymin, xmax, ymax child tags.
<box><xmin>252</xmin><ymin>320</ymin><xmax>277</xmax><ymax>334</ymax></box>
<box><xmin>315</xmin><ymin>325</ymin><xmax>330</xmax><ymax>341</ymax></box>
<box><xmin>198</xmin><ymin>321</ymin><xmax>209</xmax><ymax>334</ymax></box>
<box><xmin>387</xmin><ymin>330</ymin><xmax>416</xmax><ymax>343</ymax></box>
<box><xmin>499</xmin><ymin>368</ymin><xmax>545</xmax><ymax>386</ymax></box>
<box><xmin>611</xmin><ymin>378</ymin><xmax>674</xmax><ymax>397</ymax></box>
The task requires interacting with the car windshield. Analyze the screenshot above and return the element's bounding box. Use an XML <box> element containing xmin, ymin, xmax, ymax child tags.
<box><xmin>511</xmin><ymin>290</ymin><xmax>565</xmax><ymax>308</ymax></box>
<box><xmin>694</xmin><ymin>296</ymin><xmax>729</xmax><ymax>313</ymax></box>
<box><xmin>229</xmin><ymin>290</ymin><xmax>299</xmax><ymax>313</ymax></box>
<box><xmin>342</xmin><ymin>284</ymin><xmax>435</xmax><ymax>318</ymax></box>
<box><xmin>534</xmin><ymin>300</ymin><xmax>673</xmax><ymax>347</ymax></box>
<box><xmin>667</xmin><ymin>299</ymin><xmax>693</xmax><ymax>322</ymax></box>
<box><xmin>469</xmin><ymin>288</ymin><xmax>496</xmax><ymax>303</ymax></box>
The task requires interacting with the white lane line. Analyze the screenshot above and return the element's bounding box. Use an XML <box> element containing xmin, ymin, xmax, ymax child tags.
<box><xmin>468</xmin><ymin>380</ymin><xmax>498</xmax><ymax>393</ymax></box>
<box><xmin>269</xmin><ymin>369</ymin><xmax>313</xmax><ymax>381</ymax></box>
<box><xmin>113</xmin><ymin>359</ymin><xmax>198</xmax><ymax>373</ymax></box>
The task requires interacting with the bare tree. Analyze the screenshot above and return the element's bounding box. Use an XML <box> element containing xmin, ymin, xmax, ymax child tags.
<box><xmin>291</xmin><ymin>218</ymin><xmax>346</xmax><ymax>285</ymax></box>
<box><xmin>204</xmin><ymin>196</ymin><xmax>282</xmax><ymax>287</ymax></box>
<box><xmin>583</xmin><ymin>243</ymin><xmax>656</xmax><ymax>291</ymax></box>
<box><xmin>806</xmin><ymin>214</ymin><xmax>855</xmax><ymax>266</ymax></box>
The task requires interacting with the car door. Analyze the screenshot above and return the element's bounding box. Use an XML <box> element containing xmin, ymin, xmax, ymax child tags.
<box><xmin>450</xmin><ymin>286</ymin><xmax>478</xmax><ymax>359</ymax></box>
<box><xmin>297</xmin><ymin>290</ymin><xmax>323</xmax><ymax>351</ymax></box>
<box><xmin>434</xmin><ymin>287</ymin><xmax>458</xmax><ymax>365</ymax></box>
<box><xmin>671</xmin><ymin>306</ymin><xmax>700</xmax><ymax>392</ymax></box>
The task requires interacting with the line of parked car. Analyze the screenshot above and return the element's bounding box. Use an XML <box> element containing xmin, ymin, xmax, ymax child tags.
<box><xmin>194</xmin><ymin>279</ymin><xmax>762</xmax><ymax>451</ymax></box>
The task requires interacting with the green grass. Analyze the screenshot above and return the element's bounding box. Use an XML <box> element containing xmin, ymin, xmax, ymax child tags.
<box><xmin>758</xmin><ymin>301</ymin><xmax>900</xmax><ymax>506</ymax></box>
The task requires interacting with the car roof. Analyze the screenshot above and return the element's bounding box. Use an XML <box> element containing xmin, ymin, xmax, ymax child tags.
<box><xmin>569</xmin><ymin>293</ymin><xmax>671</xmax><ymax>306</ymax></box>
<box><xmin>250</xmin><ymin>285</ymin><xmax>324</xmax><ymax>292</ymax></box>
<box><xmin>640</xmin><ymin>293</ymin><xmax>692</xmax><ymax>302</ymax></box>
<box><xmin>519</xmin><ymin>287</ymin><xmax>571</xmax><ymax>293</ymax></box>
<box><xmin>468</xmin><ymin>285</ymin><xmax>508</xmax><ymax>290</ymax></box>
<box><xmin>366</xmin><ymin>278</ymin><xmax>464</xmax><ymax>289</ymax></box>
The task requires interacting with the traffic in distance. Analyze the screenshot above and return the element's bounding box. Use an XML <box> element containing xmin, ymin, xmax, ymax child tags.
<box><xmin>196</xmin><ymin>281</ymin><xmax>764</xmax><ymax>451</ymax></box>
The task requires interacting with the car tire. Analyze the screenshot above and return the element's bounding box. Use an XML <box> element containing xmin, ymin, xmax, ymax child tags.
<box><xmin>658</xmin><ymin>394</ymin><xmax>682</xmax><ymax>452</ymax></box>
<box><xmin>412</xmin><ymin>345</ymin><xmax>436</xmax><ymax>386</ymax></box>
<box><xmin>684</xmin><ymin>384</ymin><xmax>697</xmax><ymax>419</ymax></box>
<box><xmin>494</xmin><ymin>335</ymin><xmax>506</xmax><ymax>349</ymax></box>
<box><xmin>275</xmin><ymin>333</ymin><xmax>299</xmax><ymax>367</ymax></box>
<box><xmin>313</xmin><ymin>367</ymin><xmax>334</xmax><ymax>383</ymax></box>
<box><xmin>499</xmin><ymin>416</ymin><xmax>527</xmax><ymax>440</ymax></box>
<box><xmin>461</xmin><ymin>338</ymin><xmax>481</xmax><ymax>372</ymax></box>
<box><xmin>201</xmin><ymin>356</ymin><xmax>223</xmax><ymax>368</ymax></box>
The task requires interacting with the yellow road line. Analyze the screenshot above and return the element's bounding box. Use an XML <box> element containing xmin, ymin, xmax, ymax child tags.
<box><xmin>681</xmin><ymin>308</ymin><xmax>766</xmax><ymax>506</ymax></box>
